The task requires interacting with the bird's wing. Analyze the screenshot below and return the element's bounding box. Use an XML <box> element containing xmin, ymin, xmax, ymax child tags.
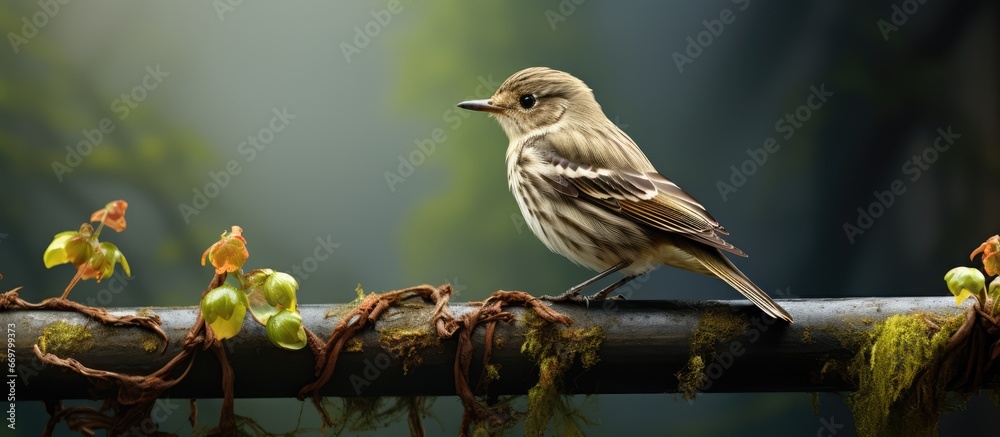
<box><xmin>541</xmin><ymin>152</ymin><xmax>747</xmax><ymax>257</ymax></box>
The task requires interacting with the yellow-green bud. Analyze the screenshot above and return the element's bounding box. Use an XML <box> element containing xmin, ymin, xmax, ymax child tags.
<box><xmin>944</xmin><ymin>267</ymin><xmax>985</xmax><ymax>306</ymax></box>
<box><xmin>201</xmin><ymin>284</ymin><xmax>249</xmax><ymax>340</ymax></box>
<box><xmin>264</xmin><ymin>271</ymin><xmax>298</xmax><ymax>310</ymax></box>
<box><xmin>266</xmin><ymin>310</ymin><xmax>306</xmax><ymax>350</ymax></box>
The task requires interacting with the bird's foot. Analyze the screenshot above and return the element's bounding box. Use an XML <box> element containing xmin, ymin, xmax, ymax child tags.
<box><xmin>540</xmin><ymin>290</ymin><xmax>587</xmax><ymax>303</ymax></box>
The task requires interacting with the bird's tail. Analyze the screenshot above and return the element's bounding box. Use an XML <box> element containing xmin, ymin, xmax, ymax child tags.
<box><xmin>680</xmin><ymin>240</ymin><xmax>794</xmax><ymax>323</ymax></box>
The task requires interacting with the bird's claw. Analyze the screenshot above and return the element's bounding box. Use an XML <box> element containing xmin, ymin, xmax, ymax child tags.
<box><xmin>540</xmin><ymin>292</ymin><xmax>587</xmax><ymax>304</ymax></box>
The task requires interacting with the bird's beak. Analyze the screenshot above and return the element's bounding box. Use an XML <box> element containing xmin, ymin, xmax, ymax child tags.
<box><xmin>457</xmin><ymin>99</ymin><xmax>503</xmax><ymax>114</ymax></box>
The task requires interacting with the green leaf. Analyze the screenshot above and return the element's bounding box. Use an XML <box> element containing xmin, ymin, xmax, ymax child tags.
<box><xmin>97</xmin><ymin>242</ymin><xmax>130</xmax><ymax>278</ymax></box>
<box><xmin>42</xmin><ymin>231</ymin><xmax>78</xmax><ymax>268</ymax></box>
<box><xmin>247</xmin><ymin>287</ymin><xmax>279</xmax><ymax>326</ymax></box>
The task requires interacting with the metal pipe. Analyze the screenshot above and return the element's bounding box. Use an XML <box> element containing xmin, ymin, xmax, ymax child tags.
<box><xmin>3</xmin><ymin>297</ymin><xmax>970</xmax><ymax>400</ymax></box>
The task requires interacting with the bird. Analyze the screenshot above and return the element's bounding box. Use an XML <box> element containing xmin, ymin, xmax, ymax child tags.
<box><xmin>456</xmin><ymin>67</ymin><xmax>793</xmax><ymax>323</ymax></box>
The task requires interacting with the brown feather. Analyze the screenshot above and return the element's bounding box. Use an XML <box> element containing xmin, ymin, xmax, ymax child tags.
<box><xmin>673</xmin><ymin>238</ymin><xmax>794</xmax><ymax>322</ymax></box>
<box><xmin>544</xmin><ymin>148</ymin><xmax>746</xmax><ymax>256</ymax></box>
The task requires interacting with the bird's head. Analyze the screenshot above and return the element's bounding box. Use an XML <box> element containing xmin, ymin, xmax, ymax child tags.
<box><xmin>457</xmin><ymin>67</ymin><xmax>602</xmax><ymax>140</ymax></box>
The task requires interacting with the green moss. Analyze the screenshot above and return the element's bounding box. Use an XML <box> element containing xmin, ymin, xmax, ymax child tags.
<box><xmin>140</xmin><ymin>334</ymin><xmax>160</xmax><ymax>353</ymax></box>
<box><xmin>848</xmin><ymin>313</ymin><xmax>965</xmax><ymax>436</ymax></box>
<box><xmin>345</xmin><ymin>338</ymin><xmax>364</xmax><ymax>353</ymax></box>
<box><xmin>521</xmin><ymin>311</ymin><xmax>604</xmax><ymax>437</ymax></box>
<box><xmin>483</xmin><ymin>363</ymin><xmax>501</xmax><ymax>382</ymax></box>
<box><xmin>38</xmin><ymin>320</ymin><xmax>94</xmax><ymax>356</ymax></box>
<box><xmin>136</xmin><ymin>307</ymin><xmax>156</xmax><ymax>319</ymax></box>
<box><xmin>325</xmin><ymin>284</ymin><xmax>367</xmax><ymax>320</ymax></box>
<box><xmin>802</xmin><ymin>326</ymin><xmax>814</xmax><ymax>344</ymax></box>
<box><xmin>375</xmin><ymin>289</ymin><xmax>443</xmax><ymax>375</ymax></box>
<box><xmin>378</xmin><ymin>326</ymin><xmax>440</xmax><ymax>375</ymax></box>
<box><xmin>676</xmin><ymin>307</ymin><xmax>749</xmax><ymax>400</ymax></box>
<box><xmin>819</xmin><ymin>359</ymin><xmax>842</xmax><ymax>381</ymax></box>
<box><xmin>676</xmin><ymin>356</ymin><xmax>705</xmax><ymax>400</ymax></box>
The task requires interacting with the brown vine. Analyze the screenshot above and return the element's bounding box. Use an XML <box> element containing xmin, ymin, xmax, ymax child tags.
<box><xmin>4</xmin><ymin>272</ymin><xmax>239</xmax><ymax>436</ymax></box>
<box><xmin>7</xmin><ymin>280</ymin><xmax>574</xmax><ymax>436</ymax></box>
<box><xmin>294</xmin><ymin>285</ymin><xmax>572</xmax><ymax>436</ymax></box>
<box><xmin>943</xmin><ymin>300</ymin><xmax>1000</xmax><ymax>391</ymax></box>
<box><xmin>0</xmin><ymin>287</ymin><xmax>167</xmax><ymax>350</ymax></box>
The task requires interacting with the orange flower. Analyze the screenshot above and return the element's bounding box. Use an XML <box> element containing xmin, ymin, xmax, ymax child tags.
<box><xmin>970</xmin><ymin>235</ymin><xmax>1000</xmax><ymax>276</ymax></box>
<box><xmin>202</xmin><ymin>226</ymin><xmax>249</xmax><ymax>274</ymax></box>
<box><xmin>90</xmin><ymin>200</ymin><xmax>128</xmax><ymax>232</ymax></box>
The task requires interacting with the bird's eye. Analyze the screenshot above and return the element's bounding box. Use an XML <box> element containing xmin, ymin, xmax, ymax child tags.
<box><xmin>519</xmin><ymin>94</ymin><xmax>536</xmax><ymax>109</ymax></box>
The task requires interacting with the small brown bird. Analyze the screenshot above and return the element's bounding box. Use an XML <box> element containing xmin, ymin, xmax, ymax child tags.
<box><xmin>457</xmin><ymin>67</ymin><xmax>793</xmax><ymax>322</ymax></box>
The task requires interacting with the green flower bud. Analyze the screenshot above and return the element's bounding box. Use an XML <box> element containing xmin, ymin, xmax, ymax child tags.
<box><xmin>266</xmin><ymin>310</ymin><xmax>306</xmax><ymax>350</ymax></box>
<box><xmin>201</xmin><ymin>284</ymin><xmax>249</xmax><ymax>340</ymax></box>
<box><xmin>944</xmin><ymin>267</ymin><xmax>985</xmax><ymax>306</ymax></box>
<box><xmin>264</xmin><ymin>271</ymin><xmax>298</xmax><ymax>310</ymax></box>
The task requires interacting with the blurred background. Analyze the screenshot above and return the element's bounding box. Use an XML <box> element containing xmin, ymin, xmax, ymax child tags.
<box><xmin>1</xmin><ymin>0</ymin><xmax>997</xmax><ymax>435</ymax></box>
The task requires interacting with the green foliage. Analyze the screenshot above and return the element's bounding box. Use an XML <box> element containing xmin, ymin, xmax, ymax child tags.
<box><xmin>0</xmin><ymin>3</ymin><xmax>216</xmax><ymax>305</ymax></box>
